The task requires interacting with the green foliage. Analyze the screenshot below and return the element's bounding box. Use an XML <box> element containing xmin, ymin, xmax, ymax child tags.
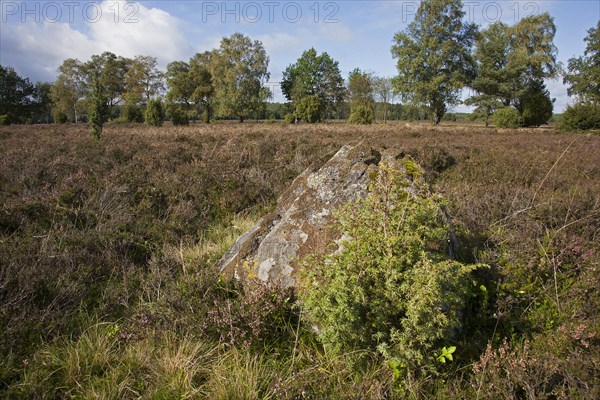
<box><xmin>210</xmin><ymin>33</ymin><xmax>270</xmax><ymax>122</ymax></box>
<box><xmin>492</xmin><ymin>107</ymin><xmax>521</xmax><ymax>128</ymax></box>
<box><xmin>466</xmin><ymin>22</ymin><xmax>511</xmax><ymax>126</ymax></box>
<box><xmin>124</xmin><ymin>55</ymin><xmax>164</xmax><ymax>104</ymax></box>
<box><xmin>391</xmin><ymin>0</ymin><xmax>477</xmax><ymax>124</ymax></box>
<box><xmin>0</xmin><ymin>65</ymin><xmax>40</xmax><ymax>124</ymax></box>
<box><xmin>281</xmin><ymin>48</ymin><xmax>345</xmax><ymax>121</ymax></box>
<box><xmin>347</xmin><ymin>104</ymin><xmax>375</xmax><ymax>124</ymax></box>
<box><xmin>283</xmin><ymin>113</ymin><xmax>296</xmax><ymax>124</ymax></box>
<box><xmin>435</xmin><ymin>346</ymin><xmax>456</xmax><ymax>363</ymax></box>
<box><xmin>0</xmin><ymin>114</ymin><xmax>9</xmax><ymax>125</ymax></box>
<box><xmin>563</xmin><ymin>21</ymin><xmax>600</xmax><ymax>104</ymax></box>
<box><xmin>52</xmin><ymin>110</ymin><xmax>68</xmax><ymax>124</ymax></box>
<box><xmin>168</xmin><ymin>105</ymin><xmax>189</xmax><ymax>126</ymax></box>
<box><xmin>557</xmin><ymin>103</ymin><xmax>600</xmax><ymax>131</ymax></box>
<box><xmin>517</xmin><ymin>80</ymin><xmax>553</xmax><ymax>127</ymax></box>
<box><xmin>299</xmin><ymin>161</ymin><xmax>482</xmax><ymax>376</ymax></box>
<box><xmin>294</xmin><ymin>94</ymin><xmax>322</xmax><ymax>123</ymax></box>
<box><xmin>88</xmin><ymin>77</ymin><xmax>108</xmax><ymax>139</ymax></box>
<box><xmin>145</xmin><ymin>98</ymin><xmax>165</xmax><ymax>127</ymax></box>
<box><xmin>123</xmin><ymin>103</ymin><xmax>144</xmax><ymax>123</ymax></box>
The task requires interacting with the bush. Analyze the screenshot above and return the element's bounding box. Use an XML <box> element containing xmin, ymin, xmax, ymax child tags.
<box><xmin>557</xmin><ymin>103</ymin><xmax>600</xmax><ymax>131</ymax></box>
<box><xmin>0</xmin><ymin>115</ymin><xmax>10</xmax><ymax>125</ymax></box>
<box><xmin>169</xmin><ymin>107</ymin><xmax>189</xmax><ymax>126</ymax></box>
<box><xmin>492</xmin><ymin>107</ymin><xmax>521</xmax><ymax>128</ymax></box>
<box><xmin>145</xmin><ymin>99</ymin><xmax>165</xmax><ymax>127</ymax></box>
<box><xmin>123</xmin><ymin>104</ymin><xmax>144</xmax><ymax>123</ymax></box>
<box><xmin>283</xmin><ymin>113</ymin><xmax>296</xmax><ymax>124</ymax></box>
<box><xmin>347</xmin><ymin>105</ymin><xmax>374</xmax><ymax>124</ymax></box>
<box><xmin>299</xmin><ymin>161</ymin><xmax>483</xmax><ymax>377</ymax></box>
<box><xmin>52</xmin><ymin>111</ymin><xmax>68</xmax><ymax>124</ymax></box>
<box><xmin>295</xmin><ymin>95</ymin><xmax>322</xmax><ymax>123</ymax></box>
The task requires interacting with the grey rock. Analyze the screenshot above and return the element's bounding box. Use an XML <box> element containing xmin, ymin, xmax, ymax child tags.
<box><xmin>215</xmin><ymin>143</ymin><xmax>411</xmax><ymax>287</ymax></box>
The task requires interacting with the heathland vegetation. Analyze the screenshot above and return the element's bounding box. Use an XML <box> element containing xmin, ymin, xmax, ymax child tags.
<box><xmin>0</xmin><ymin>123</ymin><xmax>598</xmax><ymax>398</ymax></box>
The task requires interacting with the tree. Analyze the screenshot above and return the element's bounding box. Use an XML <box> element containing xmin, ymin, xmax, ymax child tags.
<box><xmin>516</xmin><ymin>79</ymin><xmax>553</xmax><ymax>127</ymax></box>
<box><xmin>372</xmin><ymin>76</ymin><xmax>396</xmax><ymax>123</ymax></box>
<box><xmin>82</xmin><ymin>52</ymin><xmax>131</xmax><ymax>118</ymax></box>
<box><xmin>467</xmin><ymin>14</ymin><xmax>558</xmax><ymax>126</ymax></box>
<box><xmin>32</xmin><ymin>82</ymin><xmax>53</xmax><ymax>123</ymax></box>
<box><xmin>51</xmin><ymin>58</ymin><xmax>85</xmax><ymax>122</ymax></box>
<box><xmin>391</xmin><ymin>0</ymin><xmax>477</xmax><ymax>124</ymax></box>
<box><xmin>281</xmin><ymin>48</ymin><xmax>345</xmax><ymax>122</ymax></box>
<box><xmin>124</xmin><ymin>55</ymin><xmax>164</xmax><ymax>105</ymax></box>
<box><xmin>564</xmin><ymin>21</ymin><xmax>600</xmax><ymax>104</ymax></box>
<box><xmin>0</xmin><ymin>65</ymin><xmax>36</xmax><ymax>123</ymax></box>
<box><xmin>508</xmin><ymin>13</ymin><xmax>558</xmax><ymax>90</ymax></box>
<box><xmin>210</xmin><ymin>33</ymin><xmax>270</xmax><ymax>122</ymax></box>
<box><xmin>465</xmin><ymin>22</ymin><xmax>512</xmax><ymax>126</ymax></box>
<box><xmin>347</xmin><ymin>68</ymin><xmax>375</xmax><ymax>124</ymax></box>
<box><xmin>189</xmin><ymin>52</ymin><xmax>214</xmax><ymax>122</ymax></box>
<box><xmin>88</xmin><ymin>75</ymin><xmax>108</xmax><ymax>138</ymax></box>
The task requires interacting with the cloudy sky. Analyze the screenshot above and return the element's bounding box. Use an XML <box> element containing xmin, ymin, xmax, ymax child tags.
<box><xmin>1</xmin><ymin>0</ymin><xmax>598</xmax><ymax>111</ymax></box>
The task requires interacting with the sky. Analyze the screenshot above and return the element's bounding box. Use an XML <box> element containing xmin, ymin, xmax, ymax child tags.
<box><xmin>1</xmin><ymin>0</ymin><xmax>599</xmax><ymax>111</ymax></box>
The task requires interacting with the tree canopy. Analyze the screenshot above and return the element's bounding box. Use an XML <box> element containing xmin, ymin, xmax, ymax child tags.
<box><xmin>564</xmin><ymin>21</ymin><xmax>600</xmax><ymax>104</ymax></box>
<box><xmin>391</xmin><ymin>0</ymin><xmax>477</xmax><ymax>124</ymax></box>
<box><xmin>281</xmin><ymin>48</ymin><xmax>345</xmax><ymax>122</ymax></box>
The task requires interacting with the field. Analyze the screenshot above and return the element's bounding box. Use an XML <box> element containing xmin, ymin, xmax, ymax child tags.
<box><xmin>1</xmin><ymin>122</ymin><xmax>599</xmax><ymax>398</ymax></box>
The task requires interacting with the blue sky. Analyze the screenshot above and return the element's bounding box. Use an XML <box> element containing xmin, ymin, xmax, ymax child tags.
<box><xmin>1</xmin><ymin>0</ymin><xmax>599</xmax><ymax>111</ymax></box>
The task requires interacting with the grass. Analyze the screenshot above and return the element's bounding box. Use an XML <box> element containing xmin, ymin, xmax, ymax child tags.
<box><xmin>0</xmin><ymin>122</ymin><xmax>598</xmax><ymax>398</ymax></box>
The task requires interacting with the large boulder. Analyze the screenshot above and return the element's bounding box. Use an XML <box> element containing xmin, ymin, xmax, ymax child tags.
<box><xmin>216</xmin><ymin>143</ymin><xmax>413</xmax><ymax>287</ymax></box>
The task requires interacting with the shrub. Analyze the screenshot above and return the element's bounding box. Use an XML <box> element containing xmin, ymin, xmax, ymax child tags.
<box><xmin>0</xmin><ymin>114</ymin><xmax>10</xmax><ymax>125</ymax></box>
<box><xmin>123</xmin><ymin>103</ymin><xmax>144</xmax><ymax>123</ymax></box>
<box><xmin>283</xmin><ymin>113</ymin><xmax>296</xmax><ymax>124</ymax></box>
<box><xmin>169</xmin><ymin>107</ymin><xmax>189</xmax><ymax>126</ymax></box>
<box><xmin>145</xmin><ymin>99</ymin><xmax>165</xmax><ymax>127</ymax></box>
<box><xmin>52</xmin><ymin>111</ymin><xmax>68</xmax><ymax>124</ymax></box>
<box><xmin>347</xmin><ymin>105</ymin><xmax>375</xmax><ymax>124</ymax></box>
<box><xmin>295</xmin><ymin>95</ymin><xmax>322</xmax><ymax>123</ymax></box>
<box><xmin>299</xmin><ymin>161</ymin><xmax>483</xmax><ymax>377</ymax></box>
<box><xmin>492</xmin><ymin>107</ymin><xmax>520</xmax><ymax>128</ymax></box>
<box><xmin>88</xmin><ymin>80</ymin><xmax>108</xmax><ymax>139</ymax></box>
<box><xmin>557</xmin><ymin>103</ymin><xmax>600</xmax><ymax>131</ymax></box>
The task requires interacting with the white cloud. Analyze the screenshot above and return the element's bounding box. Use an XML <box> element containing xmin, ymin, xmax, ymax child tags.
<box><xmin>546</xmin><ymin>78</ymin><xmax>572</xmax><ymax>113</ymax></box>
<box><xmin>0</xmin><ymin>1</ymin><xmax>190</xmax><ymax>82</ymax></box>
<box><xmin>89</xmin><ymin>1</ymin><xmax>190</xmax><ymax>63</ymax></box>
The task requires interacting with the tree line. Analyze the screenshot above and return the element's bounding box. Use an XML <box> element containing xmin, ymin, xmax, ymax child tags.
<box><xmin>1</xmin><ymin>0</ymin><xmax>598</xmax><ymax>133</ymax></box>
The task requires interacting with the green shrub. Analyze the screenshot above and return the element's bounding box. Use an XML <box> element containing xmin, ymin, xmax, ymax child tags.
<box><xmin>492</xmin><ymin>107</ymin><xmax>521</xmax><ymax>128</ymax></box>
<box><xmin>124</xmin><ymin>103</ymin><xmax>144</xmax><ymax>123</ymax></box>
<box><xmin>347</xmin><ymin>105</ymin><xmax>374</xmax><ymax>124</ymax></box>
<box><xmin>295</xmin><ymin>95</ymin><xmax>322</xmax><ymax>123</ymax></box>
<box><xmin>52</xmin><ymin>111</ymin><xmax>68</xmax><ymax>124</ymax></box>
<box><xmin>145</xmin><ymin>99</ymin><xmax>165</xmax><ymax>127</ymax></box>
<box><xmin>299</xmin><ymin>161</ymin><xmax>483</xmax><ymax>377</ymax></box>
<box><xmin>557</xmin><ymin>103</ymin><xmax>600</xmax><ymax>131</ymax></box>
<box><xmin>0</xmin><ymin>114</ymin><xmax>11</xmax><ymax>125</ymax></box>
<box><xmin>169</xmin><ymin>107</ymin><xmax>189</xmax><ymax>126</ymax></box>
<box><xmin>284</xmin><ymin>113</ymin><xmax>296</xmax><ymax>124</ymax></box>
